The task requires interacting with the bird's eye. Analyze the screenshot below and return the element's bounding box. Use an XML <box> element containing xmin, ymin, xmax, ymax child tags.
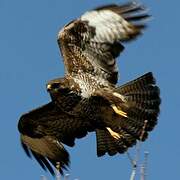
<box><xmin>59</xmin><ymin>88</ymin><xmax>71</xmax><ymax>94</ymax></box>
<box><xmin>47</xmin><ymin>83</ymin><xmax>71</xmax><ymax>94</ymax></box>
<box><xmin>47</xmin><ymin>83</ymin><xmax>60</xmax><ymax>90</ymax></box>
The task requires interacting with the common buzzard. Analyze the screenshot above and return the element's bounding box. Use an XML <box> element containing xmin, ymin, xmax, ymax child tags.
<box><xmin>18</xmin><ymin>1</ymin><xmax>160</xmax><ymax>175</ymax></box>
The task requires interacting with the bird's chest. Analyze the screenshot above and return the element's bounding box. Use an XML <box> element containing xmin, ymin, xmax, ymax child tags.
<box><xmin>73</xmin><ymin>74</ymin><xmax>108</xmax><ymax>98</ymax></box>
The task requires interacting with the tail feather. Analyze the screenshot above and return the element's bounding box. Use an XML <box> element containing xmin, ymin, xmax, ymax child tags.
<box><xmin>96</xmin><ymin>128</ymin><xmax>137</xmax><ymax>157</ymax></box>
<box><xmin>95</xmin><ymin>72</ymin><xmax>160</xmax><ymax>157</ymax></box>
<box><xmin>125</xmin><ymin>86</ymin><xmax>160</xmax><ymax>102</ymax></box>
<box><xmin>96</xmin><ymin>129</ymin><xmax>118</xmax><ymax>156</ymax></box>
<box><xmin>118</xmin><ymin>72</ymin><xmax>155</xmax><ymax>93</ymax></box>
<box><xmin>115</xmin><ymin>72</ymin><xmax>160</xmax><ymax>138</ymax></box>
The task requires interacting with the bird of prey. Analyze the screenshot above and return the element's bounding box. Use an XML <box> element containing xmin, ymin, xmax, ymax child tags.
<box><xmin>18</xmin><ymin>1</ymin><xmax>160</xmax><ymax>176</ymax></box>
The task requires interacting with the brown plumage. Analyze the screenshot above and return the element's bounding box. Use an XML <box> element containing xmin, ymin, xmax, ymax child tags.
<box><xmin>18</xmin><ymin>1</ymin><xmax>160</xmax><ymax>175</ymax></box>
<box><xmin>58</xmin><ymin>1</ymin><xmax>148</xmax><ymax>84</ymax></box>
<box><xmin>18</xmin><ymin>102</ymin><xmax>94</xmax><ymax>174</ymax></box>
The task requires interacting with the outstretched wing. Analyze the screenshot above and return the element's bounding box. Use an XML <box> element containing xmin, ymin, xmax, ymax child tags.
<box><xmin>18</xmin><ymin>102</ymin><xmax>94</xmax><ymax>175</ymax></box>
<box><xmin>58</xmin><ymin>2</ymin><xmax>149</xmax><ymax>84</ymax></box>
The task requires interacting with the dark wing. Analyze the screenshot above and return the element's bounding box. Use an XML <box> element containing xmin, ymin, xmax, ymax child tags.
<box><xmin>18</xmin><ymin>102</ymin><xmax>94</xmax><ymax>175</ymax></box>
<box><xmin>58</xmin><ymin>2</ymin><xmax>149</xmax><ymax>84</ymax></box>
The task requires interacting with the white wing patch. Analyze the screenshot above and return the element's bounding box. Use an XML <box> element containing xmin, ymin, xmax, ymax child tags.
<box><xmin>81</xmin><ymin>10</ymin><xmax>133</xmax><ymax>43</ymax></box>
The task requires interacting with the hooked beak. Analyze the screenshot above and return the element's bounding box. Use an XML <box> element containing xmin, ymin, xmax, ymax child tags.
<box><xmin>47</xmin><ymin>84</ymin><xmax>52</xmax><ymax>91</ymax></box>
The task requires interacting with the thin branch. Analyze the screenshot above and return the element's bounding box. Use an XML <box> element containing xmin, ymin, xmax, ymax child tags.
<box><xmin>140</xmin><ymin>151</ymin><xmax>149</xmax><ymax>180</ymax></box>
<box><xmin>129</xmin><ymin>166</ymin><xmax>137</xmax><ymax>180</ymax></box>
<box><xmin>40</xmin><ymin>175</ymin><xmax>48</xmax><ymax>180</ymax></box>
<box><xmin>127</xmin><ymin>140</ymin><xmax>142</xmax><ymax>180</ymax></box>
<box><xmin>55</xmin><ymin>162</ymin><xmax>61</xmax><ymax>180</ymax></box>
<box><xmin>64</xmin><ymin>174</ymin><xmax>70</xmax><ymax>180</ymax></box>
<box><xmin>128</xmin><ymin>119</ymin><xmax>148</xmax><ymax>180</ymax></box>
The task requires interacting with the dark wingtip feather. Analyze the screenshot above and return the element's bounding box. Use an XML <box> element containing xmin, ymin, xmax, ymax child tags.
<box><xmin>21</xmin><ymin>142</ymin><xmax>31</xmax><ymax>158</ymax></box>
<box><xmin>118</xmin><ymin>1</ymin><xmax>148</xmax><ymax>15</ymax></box>
<box><xmin>20</xmin><ymin>135</ymin><xmax>70</xmax><ymax>176</ymax></box>
<box><xmin>31</xmin><ymin>151</ymin><xmax>47</xmax><ymax>172</ymax></box>
<box><xmin>94</xmin><ymin>1</ymin><xmax>144</xmax><ymax>13</ymax></box>
<box><xmin>95</xmin><ymin>1</ymin><xmax>150</xmax><ymax>42</ymax></box>
<box><xmin>40</xmin><ymin>157</ymin><xmax>55</xmax><ymax>176</ymax></box>
<box><xmin>125</xmin><ymin>14</ymin><xmax>151</xmax><ymax>22</ymax></box>
<box><xmin>94</xmin><ymin>1</ymin><xmax>150</xmax><ymax>19</ymax></box>
<box><xmin>94</xmin><ymin>4</ymin><xmax>118</xmax><ymax>11</ymax></box>
<box><xmin>21</xmin><ymin>143</ymin><xmax>56</xmax><ymax>176</ymax></box>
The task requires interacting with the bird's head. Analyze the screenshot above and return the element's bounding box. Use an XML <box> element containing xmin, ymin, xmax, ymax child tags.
<box><xmin>47</xmin><ymin>78</ymin><xmax>70</xmax><ymax>95</ymax></box>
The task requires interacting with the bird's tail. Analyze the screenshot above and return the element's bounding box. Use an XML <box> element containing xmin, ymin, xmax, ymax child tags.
<box><xmin>96</xmin><ymin>72</ymin><xmax>161</xmax><ymax>156</ymax></box>
<box><xmin>96</xmin><ymin>128</ymin><xmax>133</xmax><ymax>157</ymax></box>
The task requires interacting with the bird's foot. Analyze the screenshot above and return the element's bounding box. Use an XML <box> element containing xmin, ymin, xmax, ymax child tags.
<box><xmin>111</xmin><ymin>105</ymin><xmax>127</xmax><ymax>118</ymax></box>
<box><xmin>106</xmin><ymin>127</ymin><xmax>121</xmax><ymax>140</ymax></box>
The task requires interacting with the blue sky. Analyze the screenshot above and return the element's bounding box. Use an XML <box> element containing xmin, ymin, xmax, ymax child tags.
<box><xmin>0</xmin><ymin>0</ymin><xmax>179</xmax><ymax>179</ymax></box>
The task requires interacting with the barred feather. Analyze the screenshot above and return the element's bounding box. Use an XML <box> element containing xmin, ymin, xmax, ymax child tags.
<box><xmin>96</xmin><ymin>129</ymin><xmax>118</xmax><ymax>156</ymax></box>
<box><xmin>95</xmin><ymin>72</ymin><xmax>160</xmax><ymax>156</ymax></box>
<box><xmin>96</xmin><ymin>127</ymin><xmax>137</xmax><ymax>156</ymax></box>
<box><xmin>58</xmin><ymin>1</ymin><xmax>150</xmax><ymax>84</ymax></box>
<box><xmin>115</xmin><ymin>72</ymin><xmax>160</xmax><ymax>138</ymax></box>
<box><xmin>96</xmin><ymin>128</ymin><xmax>137</xmax><ymax>156</ymax></box>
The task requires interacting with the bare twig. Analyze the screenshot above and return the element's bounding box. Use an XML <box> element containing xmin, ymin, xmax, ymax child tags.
<box><xmin>128</xmin><ymin>119</ymin><xmax>149</xmax><ymax>180</ymax></box>
<box><xmin>55</xmin><ymin>162</ymin><xmax>61</xmax><ymax>180</ymax></box>
<box><xmin>55</xmin><ymin>170</ymin><xmax>61</xmax><ymax>180</ymax></box>
<box><xmin>64</xmin><ymin>174</ymin><xmax>70</xmax><ymax>180</ymax></box>
<box><xmin>40</xmin><ymin>175</ymin><xmax>48</xmax><ymax>180</ymax></box>
<box><xmin>140</xmin><ymin>151</ymin><xmax>149</xmax><ymax>180</ymax></box>
<box><xmin>127</xmin><ymin>140</ymin><xmax>142</xmax><ymax>180</ymax></box>
<box><xmin>129</xmin><ymin>166</ymin><xmax>137</xmax><ymax>180</ymax></box>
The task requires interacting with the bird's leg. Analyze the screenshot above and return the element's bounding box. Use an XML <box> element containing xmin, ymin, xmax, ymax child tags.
<box><xmin>111</xmin><ymin>105</ymin><xmax>128</xmax><ymax>118</ymax></box>
<box><xmin>110</xmin><ymin>92</ymin><xmax>128</xmax><ymax>118</ymax></box>
<box><xmin>106</xmin><ymin>127</ymin><xmax>121</xmax><ymax>139</ymax></box>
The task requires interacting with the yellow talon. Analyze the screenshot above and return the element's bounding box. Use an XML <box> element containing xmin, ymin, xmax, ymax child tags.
<box><xmin>111</xmin><ymin>105</ymin><xmax>128</xmax><ymax>118</ymax></box>
<box><xmin>106</xmin><ymin>127</ymin><xmax>121</xmax><ymax>140</ymax></box>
